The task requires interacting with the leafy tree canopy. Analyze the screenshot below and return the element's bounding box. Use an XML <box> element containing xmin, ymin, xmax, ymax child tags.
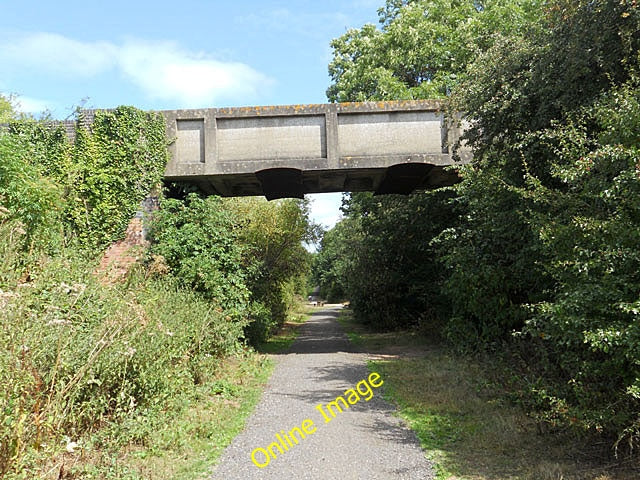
<box><xmin>327</xmin><ymin>0</ymin><xmax>542</xmax><ymax>102</ymax></box>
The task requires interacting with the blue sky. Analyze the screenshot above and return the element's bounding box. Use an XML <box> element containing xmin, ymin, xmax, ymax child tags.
<box><xmin>1</xmin><ymin>0</ymin><xmax>382</xmax><ymax>230</ymax></box>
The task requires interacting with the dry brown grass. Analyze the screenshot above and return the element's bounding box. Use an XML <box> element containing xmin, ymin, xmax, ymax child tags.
<box><xmin>337</xmin><ymin>310</ymin><xmax>640</xmax><ymax>480</ymax></box>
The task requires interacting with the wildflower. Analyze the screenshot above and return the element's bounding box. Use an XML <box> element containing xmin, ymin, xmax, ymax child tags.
<box><xmin>47</xmin><ymin>318</ymin><xmax>72</xmax><ymax>326</ymax></box>
<box><xmin>64</xmin><ymin>437</ymin><xmax>79</xmax><ymax>453</ymax></box>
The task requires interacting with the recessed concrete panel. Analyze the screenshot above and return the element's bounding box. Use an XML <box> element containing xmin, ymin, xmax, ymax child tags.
<box><xmin>176</xmin><ymin>119</ymin><xmax>205</xmax><ymax>163</ymax></box>
<box><xmin>159</xmin><ymin>100</ymin><xmax>469</xmax><ymax>198</ymax></box>
<box><xmin>217</xmin><ymin>115</ymin><xmax>326</xmax><ymax>162</ymax></box>
<box><xmin>338</xmin><ymin>111</ymin><xmax>442</xmax><ymax>157</ymax></box>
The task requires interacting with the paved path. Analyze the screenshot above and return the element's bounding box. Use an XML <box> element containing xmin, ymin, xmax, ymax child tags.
<box><xmin>210</xmin><ymin>306</ymin><xmax>434</xmax><ymax>479</ymax></box>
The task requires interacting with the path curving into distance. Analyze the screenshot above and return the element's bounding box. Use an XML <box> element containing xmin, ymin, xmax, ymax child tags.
<box><xmin>209</xmin><ymin>306</ymin><xmax>434</xmax><ymax>480</ymax></box>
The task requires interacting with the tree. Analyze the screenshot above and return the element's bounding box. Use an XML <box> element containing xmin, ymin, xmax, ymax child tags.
<box><xmin>225</xmin><ymin>197</ymin><xmax>318</xmax><ymax>342</ymax></box>
<box><xmin>321</xmin><ymin>0</ymin><xmax>541</xmax><ymax>330</ymax></box>
<box><xmin>327</xmin><ymin>0</ymin><xmax>542</xmax><ymax>102</ymax></box>
<box><xmin>312</xmin><ymin>216</ymin><xmax>359</xmax><ymax>303</ymax></box>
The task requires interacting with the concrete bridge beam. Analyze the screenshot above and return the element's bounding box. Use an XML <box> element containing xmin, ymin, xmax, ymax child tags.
<box><xmin>162</xmin><ymin>100</ymin><xmax>470</xmax><ymax>199</ymax></box>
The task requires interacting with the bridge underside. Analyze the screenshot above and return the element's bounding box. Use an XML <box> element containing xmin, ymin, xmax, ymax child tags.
<box><xmin>162</xmin><ymin>100</ymin><xmax>469</xmax><ymax>200</ymax></box>
<box><xmin>169</xmin><ymin>163</ymin><xmax>460</xmax><ymax>200</ymax></box>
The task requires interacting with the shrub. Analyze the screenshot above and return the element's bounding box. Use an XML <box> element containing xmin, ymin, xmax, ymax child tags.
<box><xmin>0</xmin><ymin>229</ymin><xmax>246</xmax><ymax>476</ymax></box>
<box><xmin>0</xmin><ymin>132</ymin><xmax>63</xmax><ymax>249</ymax></box>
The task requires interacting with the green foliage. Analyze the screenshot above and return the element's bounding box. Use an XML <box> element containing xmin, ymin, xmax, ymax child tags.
<box><xmin>146</xmin><ymin>194</ymin><xmax>316</xmax><ymax>346</ymax></box>
<box><xmin>327</xmin><ymin>0</ymin><xmax>542</xmax><ymax>102</ymax></box>
<box><xmin>433</xmin><ymin>168</ymin><xmax>551</xmax><ymax>347</ymax></box>
<box><xmin>6</xmin><ymin>107</ymin><xmax>168</xmax><ymax>252</ymax></box>
<box><xmin>0</xmin><ymin>133</ymin><xmax>63</xmax><ymax>249</ymax></box>
<box><xmin>317</xmin><ymin>191</ymin><xmax>455</xmax><ymax>330</ymax></box>
<box><xmin>323</xmin><ymin>0</ymin><xmax>640</xmax><ymax>448</ymax></box>
<box><xmin>440</xmin><ymin>0</ymin><xmax>640</xmax><ymax>443</ymax></box>
<box><xmin>521</xmin><ymin>80</ymin><xmax>640</xmax><ymax>443</ymax></box>
<box><xmin>226</xmin><ymin>197</ymin><xmax>316</xmax><ymax>343</ymax></box>
<box><xmin>0</xmin><ymin>93</ymin><xmax>19</xmax><ymax>123</ymax></box>
<box><xmin>0</xmin><ymin>225</ymin><xmax>245</xmax><ymax>477</ymax></box>
<box><xmin>312</xmin><ymin>217</ymin><xmax>356</xmax><ymax>303</ymax></box>
<box><xmin>147</xmin><ymin>193</ymin><xmax>250</xmax><ymax>313</ymax></box>
<box><xmin>243</xmin><ymin>301</ymin><xmax>277</xmax><ymax>349</ymax></box>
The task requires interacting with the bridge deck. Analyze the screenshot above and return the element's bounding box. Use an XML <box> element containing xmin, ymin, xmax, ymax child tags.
<box><xmin>163</xmin><ymin>100</ymin><xmax>470</xmax><ymax>199</ymax></box>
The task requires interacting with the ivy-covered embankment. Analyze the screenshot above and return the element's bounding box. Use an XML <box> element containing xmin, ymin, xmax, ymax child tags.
<box><xmin>0</xmin><ymin>104</ymin><xmax>314</xmax><ymax>478</ymax></box>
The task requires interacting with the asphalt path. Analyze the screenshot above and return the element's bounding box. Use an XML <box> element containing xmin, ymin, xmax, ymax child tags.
<box><xmin>209</xmin><ymin>305</ymin><xmax>434</xmax><ymax>480</ymax></box>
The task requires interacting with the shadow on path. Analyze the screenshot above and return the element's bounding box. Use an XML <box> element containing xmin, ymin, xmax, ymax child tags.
<box><xmin>209</xmin><ymin>305</ymin><xmax>434</xmax><ymax>480</ymax></box>
<box><xmin>285</xmin><ymin>306</ymin><xmax>353</xmax><ymax>354</ymax></box>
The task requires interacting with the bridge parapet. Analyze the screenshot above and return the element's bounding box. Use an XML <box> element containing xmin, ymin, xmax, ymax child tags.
<box><xmin>162</xmin><ymin>100</ymin><xmax>470</xmax><ymax>199</ymax></box>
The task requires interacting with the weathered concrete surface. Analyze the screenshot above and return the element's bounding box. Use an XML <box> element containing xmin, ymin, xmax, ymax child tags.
<box><xmin>162</xmin><ymin>100</ymin><xmax>470</xmax><ymax>199</ymax></box>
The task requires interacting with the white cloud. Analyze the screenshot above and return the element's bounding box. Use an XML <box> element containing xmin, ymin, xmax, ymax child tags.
<box><xmin>117</xmin><ymin>40</ymin><xmax>272</xmax><ymax>107</ymax></box>
<box><xmin>13</xmin><ymin>95</ymin><xmax>55</xmax><ymax>114</ymax></box>
<box><xmin>0</xmin><ymin>32</ymin><xmax>272</xmax><ymax>107</ymax></box>
<box><xmin>0</xmin><ymin>32</ymin><xmax>116</xmax><ymax>77</ymax></box>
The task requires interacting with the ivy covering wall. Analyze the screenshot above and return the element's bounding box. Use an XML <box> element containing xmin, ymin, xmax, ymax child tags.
<box><xmin>6</xmin><ymin>106</ymin><xmax>168</xmax><ymax>252</ymax></box>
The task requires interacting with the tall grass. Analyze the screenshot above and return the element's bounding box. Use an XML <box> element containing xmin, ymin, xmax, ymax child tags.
<box><xmin>0</xmin><ymin>220</ymin><xmax>247</xmax><ymax>478</ymax></box>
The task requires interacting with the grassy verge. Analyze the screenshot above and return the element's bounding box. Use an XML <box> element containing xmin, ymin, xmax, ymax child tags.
<box><xmin>46</xmin><ymin>352</ymin><xmax>273</xmax><ymax>480</ymax></box>
<box><xmin>256</xmin><ymin>303</ymin><xmax>313</xmax><ymax>354</ymax></box>
<box><xmin>73</xmin><ymin>304</ymin><xmax>313</xmax><ymax>479</ymax></box>
<box><xmin>338</xmin><ymin>309</ymin><xmax>639</xmax><ymax>480</ymax></box>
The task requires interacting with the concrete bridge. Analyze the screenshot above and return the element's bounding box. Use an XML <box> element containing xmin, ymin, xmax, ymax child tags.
<box><xmin>162</xmin><ymin>100</ymin><xmax>470</xmax><ymax>200</ymax></box>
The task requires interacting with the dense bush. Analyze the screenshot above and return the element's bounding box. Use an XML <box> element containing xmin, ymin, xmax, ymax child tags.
<box><xmin>521</xmin><ymin>81</ymin><xmax>640</xmax><ymax>445</ymax></box>
<box><xmin>147</xmin><ymin>194</ymin><xmax>250</xmax><ymax>313</ymax></box>
<box><xmin>439</xmin><ymin>0</ymin><xmax>640</xmax><ymax>441</ymax></box>
<box><xmin>146</xmin><ymin>194</ymin><xmax>315</xmax><ymax>345</ymax></box>
<box><xmin>224</xmin><ymin>197</ymin><xmax>316</xmax><ymax>344</ymax></box>
<box><xmin>319</xmin><ymin>0</ymin><xmax>640</xmax><ymax>447</ymax></box>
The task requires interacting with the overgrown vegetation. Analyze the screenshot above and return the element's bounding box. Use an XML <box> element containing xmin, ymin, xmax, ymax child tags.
<box><xmin>340</xmin><ymin>310</ymin><xmax>638</xmax><ymax>479</ymax></box>
<box><xmin>0</xmin><ymin>102</ymin><xmax>314</xmax><ymax>477</ymax></box>
<box><xmin>316</xmin><ymin>0</ymin><xmax>640</xmax><ymax>455</ymax></box>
